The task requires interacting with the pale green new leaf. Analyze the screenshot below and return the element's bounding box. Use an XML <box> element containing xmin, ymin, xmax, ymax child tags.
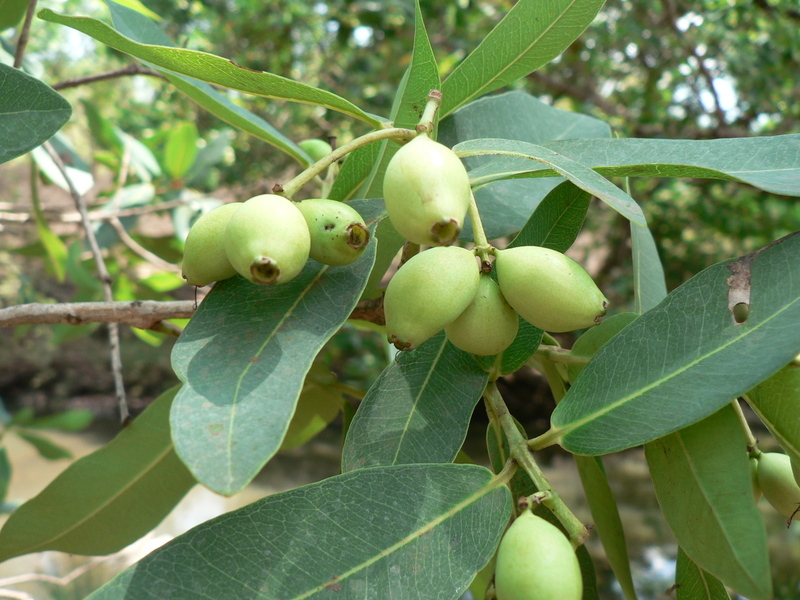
<box><xmin>676</xmin><ymin>547</ymin><xmax>732</xmax><ymax>600</ymax></box>
<box><xmin>164</xmin><ymin>121</ymin><xmax>198</xmax><ymax>179</ymax></box>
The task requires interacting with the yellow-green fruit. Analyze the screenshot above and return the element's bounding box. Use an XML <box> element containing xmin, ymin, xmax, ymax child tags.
<box><xmin>495</xmin><ymin>510</ymin><xmax>583</xmax><ymax>600</ymax></box>
<box><xmin>181</xmin><ymin>202</ymin><xmax>241</xmax><ymax>286</ymax></box>
<box><xmin>750</xmin><ymin>457</ymin><xmax>762</xmax><ymax>502</ymax></box>
<box><xmin>495</xmin><ymin>246</ymin><xmax>608</xmax><ymax>332</ymax></box>
<box><xmin>384</xmin><ymin>246</ymin><xmax>479</xmax><ymax>350</ymax></box>
<box><xmin>383</xmin><ymin>134</ymin><xmax>471</xmax><ymax>246</ymax></box>
<box><xmin>299</xmin><ymin>138</ymin><xmax>332</xmax><ymax>163</ymax></box>
<box><xmin>445</xmin><ymin>275</ymin><xmax>519</xmax><ymax>356</ymax></box>
<box><xmin>295</xmin><ymin>199</ymin><xmax>370</xmax><ymax>266</ymax></box>
<box><xmin>224</xmin><ymin>194</ymin><xmax>311</xmax><ymax>285</ymax></box>
<box><xmin>792</xmin><ymin>458</ymin><xmax>800</xmax><ymax>488</ymax></box>
<box><xmin>756</xmin><ymin>452</ymin><xmax>800</xmax><ymax>518</ymax></box>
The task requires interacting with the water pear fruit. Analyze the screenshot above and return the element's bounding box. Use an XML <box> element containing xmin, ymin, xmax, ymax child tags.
<box><xmin>757</xmin><ymin>452</ymin><xmax>800</xmax><ymax>518</ymax></box>
<box><xmin>299</xmin><ymin>138</ymin><xmax>332</xmax><ymax>163</ymax></box>
<box><xmin>295</xmin><ymin>199</ymin><xmax>370</xmax><ymax>266</ymax></box>
<box><xmin>181</xmin><ymin>202</ymin><xmax>242</xmax><ymax>286</ymax></box>
<box><xmin>224</xmin><ymin>194</ymin><xmax>311</xmax><ymax>285</ymax></box>
<box><xmin>384</xmin><ymin>246</ymin><xmax>479</xmax><ymax>350</ymax></box>
<box><xmin>494</xmin><ymin>510</ymin><xmax>582</xmax><ymax>600</ymax></box>
<box><xmin>495</xmin><ymin>246</ymin><xmax>608</xmax><ymax>332</ymax></box>
<box><xmin>383</xmin><ymin>133</ymin><xmax>471</xmax><ymax>246</ymax></box>
<box><xmin>750</xmin><ymin>457</ymin><xmax>762</xmax><ymax>502</ymax></box>
<box><xmin>445</xmin><ymin>275</ymin><xmax>519</xmax><ymax>356</ymax></box>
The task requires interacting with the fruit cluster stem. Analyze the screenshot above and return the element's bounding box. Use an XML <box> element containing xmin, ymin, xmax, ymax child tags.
<box><xmin>416</xmin><ymin>89</ymin><xmax>443</xmax><ymax>135</ymax></box>
<box><xmin>280</xmin><ymin>127</ymin><xmax>416</xmax><ymax>199</ymax></box>
<box><xmin>483</xmin><ymin>382</ymin><xmax>588</xmax><ymax>548</ymax></box>
<box><xmin>467</xmin><ymin>191</ymin><xmax>492</xmax><ymax>265</ymax></box>
<box><xmin>734</xmin><ymin>396</ymin><xmax>760</xmax><ymax>452</ymax></box>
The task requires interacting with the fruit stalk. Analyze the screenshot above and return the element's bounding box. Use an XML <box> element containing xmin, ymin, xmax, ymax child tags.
<box><xmin>467</xmin><ymin>190</ymin><xmax>492</xmax><ymax>265</ymax></box>
<box><xmin>416</xmin><ymin>89</ymin><xmax>442</xmax><ymax>135</ymax></box>
<box><xmin>733</xmin><ymin>396</ymin><xmax>759</xmax><ymax>451</ymax></box>
<box><xmin>483</xmin><ymin>381</ymin><xmax>589</xmax><ymax>548</ymax></box>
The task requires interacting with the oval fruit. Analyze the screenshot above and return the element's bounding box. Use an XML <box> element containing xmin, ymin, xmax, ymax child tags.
<box><xmin>494</xmin><ymin>510</ymin><xmax>582</xmax><ymax>600</ymax></box>
<box><xmin>299</xmin><ymin>138</ymin><xmax>332</xmax><ymax>163</ymax></box>
<box><xmin>495</xmin><ymin>246</ymin><xmax>608</xmax><ymax>332</ymax></box>
<box><xmin>384</xmin><ymin>246</ymin><xmax>479</xmax><ymax>350</ymax></box>
<box><xmin>445</xmin><ymin>275</ymin><xmax>519</xmax><ymax>356</ymax></box>
<box><xmin>181</xmin><ymin>202</ymin><xmax>241</xmax><ymax>286</ymax></box>
<box><xmin>383</xmin><ymin>133</ymin><xmax>471</xmax><ymax>246</ymax></box>
<box><xmin>750</xmin><ymin>457</ymin><xmax>762</xmax><ymax>503</ymax></box>
<box><xmin>756</xmin><ymin>452</ymin><xmax>800</xmax><ymax>518</ymax></box>
<box><xmin>295</xmin><ymin>199</ymin><xmax>370</xmax><ymax>266</ymax></box>
<box><xmin>224</xmin><ymin>194</ymin><xmax>311</xmax><ymax>285</ymax></box>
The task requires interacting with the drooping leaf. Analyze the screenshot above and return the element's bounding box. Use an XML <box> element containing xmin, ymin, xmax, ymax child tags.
<box><xmin>85</xmin><ymin>464</ymin><xmax>511</xmax><ymax>600</ymax></box>
<box><xmin>170</xmin><ymin>200</ymin><xmax>380</xmax><ymax>494</ymax></box>
<box><xmin>645</xmin><ymin>406</ymin><xmax>770</xmax><ymax>600</ymax></box>
<box><xmin>631</xmin><ymin>221</ymin><xmax>668</xmax><ymax>314</ymax></box>
<box><xmin>0</xmin><ymin>64</ymin><xmax>72</xmax><ymax>165</ymax></box>
<box><xmin>26</xmin><ymin>409</ymin><xmax>94</xmax><ymax>432</ymax></box>
<box><xmin>440</xmin><ymin>0</ymin><xmax>607</xmax><ymax>117</ymax></box>
<box><xmin>30</xmin><ymin>160</ymin><xmax>68</xmax><ymax>281</ymax></box>
<box><xmin>0</xmin><ymin>0</ymin><xmax>28</xmax><ymax>31</ymax></box>
<box><xmin>675</xmin><ymin>547</ymin><xmax>732</xmax><ymax>600</ymax></box>
<box><xmin>550</xmin><ymin>232</ymin><xmax>800</xmax><ymax>455</ymax></box>
<box><xmin>746</xmin><ymin>361</ymin><xmax>800</xmax><ymax>467</ymax></box>
<box><xmin>163</xmin><ymin>121</ymin><xmax>199</xmax><ymax>180</ymax></box>
<box><xmin>342</xmin><ymin>332</ymin><xmax>488</xmax><ymax>472</ymax></box>
<box><xmin>15</xmin><ymin>430</ymin><xmax>71</xmax><ymax>460</ymax></box>
<box><xmin>0</xmin><ymin>386</ymin><xmax>195</xmax><ymax>561</ymax></box>
<box><xmin>39</xmin><ymin>7</ymin><xmax>384</xmax><ymax>128</ymax></box>
<box><xmin>567</xmin><ymin>313</ymin><xmax>639</xmax><ymax>383</ymax></box>
<box><xmin>279</xmin><ymin>362</ymin><xmax>344</xmax><ymax>451</ymax></box>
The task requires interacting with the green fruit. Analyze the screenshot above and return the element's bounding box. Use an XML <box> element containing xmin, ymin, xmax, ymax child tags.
<box><xmin>384</xmin><ymin>246</ymin><xmax>479</xmax><ymax>350</ymax></box>
<box><xmin>495</xmin><ymin>246</ymin><xmax>608</xmax><ymax>333</ymax></box>
<box><xmin>792</xmin><ymin>458</ymin><xmax>800</xmax><ymax>488</ymax></box>
<box><xmin>181</xmin><ymin>202</ymin><xmax>241</xmax><ymax>286</ymax></box>
<box><xmin>383</xmin><ymin>133</ymin><xmax>471</xmax><ymax>246</ymax></box>
<box><xmin>756</xmin><ymin>452</ymin><xmax>800</xmax><ymax>518</ymax></box>
<box><xmin>295</xmin><ymin>199</ymin><xmax>370</xmax><ymax>266</ymax></box>
<box><xmin>494</xmin><ymin>510</ymin><xmax>582</xmax><ymax>600</ymax></box>
<box><xmin>224</xmin><ymin>194</ymin><xmax>311</xmax><ymax>285</ymax></box>
<box><xmin>299</xmin><ymin>138</ymin><xmax>332</xmax><ymax>163</ymax></box>
<box><xmin>750</xmin><ymin>457</ymin><xmax>762</xmax><ymax>502</ymax></box>
<box><xmin>445</xmin><ymin>275</ymin><xmax>519</xmax><ymax>356</ymax></box>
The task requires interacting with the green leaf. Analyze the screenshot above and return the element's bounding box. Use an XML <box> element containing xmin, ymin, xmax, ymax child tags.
<box><xmin>455</xmin><ymin>138</ymin><xmax>646</xmax><ymax>226</ymax></box>
<box><xmin>27</xmin><ymin>409</ymin><xmax>94</xmax><ymax>432</ymax></box>
<box><xmin>676</xmin><ymin>547</ymin><xmax>732</xmax><ymax>600</ymax></box>
<box><xmin>468</xmin><ymin>134</ymin><xmax>800</xmax><ymax>198</ymax></box>
<box><xmin>746</xmin><ymin>361</ymin><xmax>800</xmax><ymax>467</ymax></box>
<box><xmin>105</xmin><ymin>2</ymin><xmax>309</xmax><ymax>165</ymax></box>
<box><xmin>111</xmin><ymin>0</ymin><xmax>160</xmax><ymax>20</ymax></box>
<box><xmin>439</xmin><ymin>91</ymin><xmax>610</xmax><ymax>240</ymax></box>
<box><xmin>30</xmin><ymin>160</ymin><xmax>68</xmax><ymax>281</ymax></box>
<box><xmin>440</xmin><ymin>0</ymin><xmax>606</xmax><ymax>117</ymax></box>
<box><xmin>31</xmin><ymin>132</ymin><xmax>94</xmax><ymax>195</ymax></box>
<box><xmin>0</xmin><ymin>386</ymin><xmax>195</xmax><ymax>561</ymax></box>
<box><xmin>645</xmin><ymin>406</ymin><xmax>770</xmax><ymax>600</ymax></box>
<box><xmin>185</xmin><ymin>129</ymin><xmax>234</xmax><ymax>185</ymax></box>
<box><xmin>279</xmin><ymin>363</ymin><xmax>344</xmax><ymax>451</ymax></box>
<box><xmin>86</xmin><ymin>464</ymin><xmax>511</xmax><ymax>600</ymax></box>
<box><xmin>39</xmin><ymin>7</ymin><xmax>384</xmax><ymax>128</ymax></box>
<box><xmin>0</xmin><ymin>65</ymin><xmax>72</xmax><ymax>165</ymax></box>
<box><xmin>170</xmin><ymin>201</ymin><xmax>380</xmax><ymax>494</ymax></box>
<box><xmin>329</xmin><ymin>142</ymin><xmax>382</xmax><ymax>202</ymax></box>
<box><xmin>493</xmin><ymin>319</ymin><xmax>542</xmax><ymax>377</ymax></box>
<box><xmin>0</xmin><ymin>0</ymin><xmax>27</xmax><ymax>31</ymax></box>
<box><xmin>15</xmin><ymin>430</ymin><xmax>71</xmax><ymax>460</ymax></box>
<box><xmin>574</xmin><ymin>456</ymin><xmax>638</xmax><ymax>600</ymax></box>
<box><xmin>551</xmin><ymin>232</ymin><xmax>800</xmax><ymax>455</ymax></box>
<box><xmin>567</xmin><ymin>313</ymin><xmax>639</xmax><ymax>383</ymax></box>
<box><xmin>81</xmin><ymin>99</ymin><xmax>124</xmax><ymax>153</ymax></box>
<box><xmin>631</xmin><ymin>221</ymin><xmax>668</xmax><ymax>314</ymax></box>
<box><xmin>163</xmin><ymin>120</ymin><xmax>198</xmax><ymax>179</ymax></box>
<box><xmin>360</xmin><ymin>215</ymin><xmax>403</xmax><ymax>300</ymax></box>
<box><xmin>342</xmin><ymin>332</ymin><xmax>488</xmax><ymax>472</ymax></box>
<box><xmin>0</xmin><ymin>448</ymin><xmax>10</xmax><ymax>505</ymax></box>
<box><xmin>117</xmin><ymin>128</ymin><xmax>162</xmax><ymax>181</ymax></box>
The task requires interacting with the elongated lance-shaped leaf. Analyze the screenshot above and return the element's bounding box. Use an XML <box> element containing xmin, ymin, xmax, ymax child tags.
<box><xmin>105</xmin><ymin>1</ymin><xmax>310</xmax><ymax>165</ymax></box>
<box><xmin>39</xmin><ymin>7</ymin><xmax>383</xmax><ymax>128</ymax></box>
<box><xmin>645</xmin><ymin>406</ymin><xmax>770</xmax><ymax>600</ymax></box>
<box><xmin>170</xmin><ymin>200</ymin><xmax>379</xmax><ymax>494</ymax></box>
<box><xmin>676</xmin><ymin>547</ymin><xmax>732</xmax><ymax>600</ymax></box>
<box><xmin>468</xmin><ymin>134</ymin><xmax>800</xmax><ymax>198</ymax></box>
<box><xmin>0</xmin><ymin>386</ymin><xmax>195</xmax><ymax>562</ymax></box>
<box><xmin>455</xmin><ymin>138</ymin><xmax>645</xmax><ymax>226</ymax></box>
<box><xmin>550</xmin><ymin>231</ymin><xmax>800</xmax><ymax>455</ymax></box>
<box><xmin>746</xmin><ymin>361</ymin><xmax>800</xmax><ymax>467</ymax></box>
<box><xmin>440</xmin><ymin>0</ymin><xmax>606</xmax><ymax>117</ymax></box>
<box><xmin>86</xmin><ymin>464</ymin><xmax>511</xmax><ymax>600</ymax></box>
<box><xmin>632</xmin><ymin>221</ymin><xmax>668</xmax><ymax>314</ymax></box>
<box><xmin>342</xmin><ymin>333</ymin><xmax>488</xmax><ymax>472</ymax></box>
<box><xmin>0</xmin><ymin>64</ymin><xmax>72</xmax><ymax>165</ymax></box>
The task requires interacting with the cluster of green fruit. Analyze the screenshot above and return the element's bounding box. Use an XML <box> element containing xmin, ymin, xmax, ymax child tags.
<box><xmin>382</xmin><ymin>133</ymin><xmax>608</xmax><ymax>355</ymax></box>
<box><xmin>181</xmin><ymin>194</ymin><xmax>370</xmax><ymax>287</ymax></box>
<box><xmin>752</xmin><ymin>452</ymin><xmax>800</xmax><ymax>519</ymax></box>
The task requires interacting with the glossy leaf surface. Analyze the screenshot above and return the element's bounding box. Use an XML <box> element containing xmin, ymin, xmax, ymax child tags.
<box><xmin>675</xmin><ymin>547</ymin><xmax>732</xmax><ymax>600</ymax></box>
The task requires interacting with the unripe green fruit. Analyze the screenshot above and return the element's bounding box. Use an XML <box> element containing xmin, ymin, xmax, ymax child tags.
<box><xmin>445</xmin><ymin>275</ymin><xmax>519</xmax><ymax>356</ymax></box>
<box><xmin>295</xmin><ymin>199</ymin><xmax>370</xmax><ymax>266</ymax></box>
<box><xmin>298</xmin><ymin>138</ymin><xmax>332</xmax><ymax>163</ymax></box>
<box><xmin>494</xmin><ymin>510</ymin><xmax>582</xmax><ymax>600</ymax></box>
<box><xmin>750</xmin><ymin>457</ymin><xmax>762</xmax><ymax>502</ymax></box>
<box><xmin>224</xmin><ymin>194</ymin><xmax>311</xmax><ymax>285</ymax></box>
<box><xmin>756</xmin><ymin>452</ymin><xmax>800</xmax><ymax>518</ymax></box>
<box><xmin>384</xmin><ymin>246</ymin><xmax>479</xmax><ymax>350</ymax></box>
<box><xmin>383</xmin><ymin>133</ymin><xmax>471</xmax><ymax>246</ymax></box>
<box><xmin>181</xmin><ymin>202</ymin><xmax>241</xmax><ymax>286</ymax></box>
<box><xmin>792</xmin><ymin>458</ymin><xmax>800</xmax><ymax>488</ymax></box>
<box><xmin>495</xmin><ymin>246</ymin><xmax>608</xmax><ymax>333</ymax></box>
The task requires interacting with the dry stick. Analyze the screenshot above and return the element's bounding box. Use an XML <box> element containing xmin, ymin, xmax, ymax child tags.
<box><xmin>51</xmin><ymin>64</ymin><xmax>164</xmax><ymax>90</ymax></box>
<box><xmin>107</xmin><ymin>217</ymin><xmax>183</xmax><ymax>274</ymax></box>
<box><xmin>0</xmin><ymin>198</ymin><xmax>195</xmax><ymax>225</ymax></box>
<box><xmin>12</xmin><ymin>0</ymin><xmax>38</xmax><ymax>68</ymax></box>
<box><xmin>43</xmin><ymin>142</ymin><xmax>130</xmax><ymax>423</ymax></box>
<box><xmin>0</xmin><ymin>301</ymin><xmax>195</xmax><ymax>329</ymax></box>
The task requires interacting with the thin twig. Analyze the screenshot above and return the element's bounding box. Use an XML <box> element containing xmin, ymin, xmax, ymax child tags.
<box><xmin>0</xmin><ymin>556</ymin><xmax>106</xmax><ymax>588</ymax></box>
<box><xmin>51</xmin><ymin>64</ymin><xmax>165</xmax><ymax>90</ymax></box>
<box><xmin>108</xmin><ymin>217</ymin><xmax>183</xmax><ymax>274</ymax></box>
<box><xmin>43</xmin><ymin>142</ymin><xmax>129</xmax><ymax>423</ymax></box>
<box><xmin>0</xmin><ymin>198</ymin><xmax>202</xmax><ymax>225</ymax></box>
<box><xmin>0</xmin><ymin>300</ymin><xmax>195</xmax><ymax>329</ymax></box>
<box><xmin>12</xmin><ymin>0</ymin><xmax>38</xmax><ymax>68</ymax></box>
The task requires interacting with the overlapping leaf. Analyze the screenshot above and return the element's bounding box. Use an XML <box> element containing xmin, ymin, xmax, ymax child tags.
<box><xmin>746</xmin><ymin>361</ymin><xmax>800</xmax><ymax>466</ymax></box>
<box><xmin>86</xmin><ymin>464</ymin><xmax>511</xmax><ymax>600</ymax></box>
<box><xmin>676</xmin><ymin>547</ymin><xmax>732</xmax><ymax>600</ymax></box>
<box><xmin>631</xmin><ymin>221</ymin><xmax>668</xmax><ymax>314</ymax></box>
